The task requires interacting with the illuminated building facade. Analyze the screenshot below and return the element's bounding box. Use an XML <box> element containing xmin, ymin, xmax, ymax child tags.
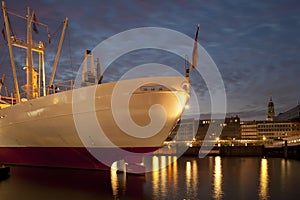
<box><xmin>240</xmin><ymin>121</ymin><xmax>258</xmax><ymax>139</ymax></box>
<box><xmin>195</xmin><ymin>116</ymin><xmax>241</xmax><ymax>140</ymax></box>
<box><xmin>168</xmin><ymin>118</ymin><xmax>196</xmax><ymax>142</ymax></box>
<box><xmin>257</xmin><ymin>121</ymin><xmax>294</xmax><ymax>140</ymax></box>
<box><xmin>241</xmin><ymin>120</ymin><xmax>300</xmax><ymax>140</ymax></box>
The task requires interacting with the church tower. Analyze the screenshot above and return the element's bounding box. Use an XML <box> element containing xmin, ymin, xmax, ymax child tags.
<box><xmin>267</xmin><ymin>97</ymin><xmax>275</xmax><ymax>121</ymax></box>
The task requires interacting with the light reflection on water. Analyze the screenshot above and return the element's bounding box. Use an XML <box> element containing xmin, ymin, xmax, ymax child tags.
<box><xmin>259</xmin><ymin>158</ymin><xmax>269</xmax><ymax>200</ymax></box>
<box><xmin>110</xmin><ymin>165</ymin><xmax>119</xmax><ymax>197</ymax></box>
<box><xmin>280</xmin><ymin>158</ymin><xmax>291</xmax><ymax>195</ymax></box>
<box><xmin>152</xmin><ymin>155</ymin><xmax>178</xmax><ymax>199</ymax></box>
<box><xmin>213</xmin><ymin>156</ymin><xmax>223</xmax><ymax>199</ymax></box>
<box><xmin>1</xmin><ymin>156</ymin><xmax>300</xmax><ymax>199</ymax></box>
<box><xmin>160</xmin><ymin>156</ymin><xmax>167</xmax><ymax>198</ymax></box>
<box><xmin>192</xmin><ymin>159</ymin><xmax>198</xmax><ymax>197</ymax></box>
<box><xmin>186</xmin><ymin>161</ymin><xmax>192</xmax><ymax>197</ymax></box>
<box><xmin>152</xmin><ymin>156</ymin><xmax>159</xmax><ymax>198</ymax></box>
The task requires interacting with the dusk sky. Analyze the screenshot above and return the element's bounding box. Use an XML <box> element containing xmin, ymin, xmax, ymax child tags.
<box><xmin>0</xmin><ymin>0</ymin><xmax>300</xmax><ymax>121</ymax></box>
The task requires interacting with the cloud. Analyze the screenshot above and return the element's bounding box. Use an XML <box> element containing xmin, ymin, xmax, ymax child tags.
<box><xmin>1</xmin><ymin>0</ymin><xmax>300</xmax><ymax>121</ymax></box>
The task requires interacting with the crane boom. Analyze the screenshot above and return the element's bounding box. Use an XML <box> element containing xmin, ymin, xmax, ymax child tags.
<box><xmin>49</xmin><ymin>17</ymin><xmax>68</xmax><ymax>89</ymax></box>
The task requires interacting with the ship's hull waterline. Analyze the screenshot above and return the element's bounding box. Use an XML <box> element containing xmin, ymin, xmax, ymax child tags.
<box><xmin>0</xmin><ymin>76</ymin><xmax>190</xmax><ymax>169</ymax></box>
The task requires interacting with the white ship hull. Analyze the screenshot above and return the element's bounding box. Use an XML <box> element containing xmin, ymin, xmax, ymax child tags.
<box><xmin>0</xmin><ymin>76</ymin><xmax>189</xmax><ymax>169</ymax></box>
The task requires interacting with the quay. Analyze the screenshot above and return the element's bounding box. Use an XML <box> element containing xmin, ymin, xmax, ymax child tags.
<box><xmin>171</xmin><ymin>144</ymin><xmax>300</xmax><ymax>159</ymax></box>
<box><xmin>156</xmin><ymin>136</ymin><xmax>300</xmax><ymax>159</ymax></box>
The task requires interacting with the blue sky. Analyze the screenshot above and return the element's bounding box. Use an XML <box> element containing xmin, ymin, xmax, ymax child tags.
<box><xmin>0</xmin><ymin>0</ymin><xmax>300</xmax><ymax>121</ymax></box>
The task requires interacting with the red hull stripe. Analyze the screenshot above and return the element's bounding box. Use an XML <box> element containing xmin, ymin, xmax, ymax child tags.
<box><xmin>0</xmin><ymin>147</ymin><xmax>158</xmax><ymax>170</ymax></box>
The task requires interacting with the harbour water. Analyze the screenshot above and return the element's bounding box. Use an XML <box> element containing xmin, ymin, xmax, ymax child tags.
<box><xmin>1</xmin><ymin>156</ymin><xmax>300</xmax><ymax>200</ymax></box>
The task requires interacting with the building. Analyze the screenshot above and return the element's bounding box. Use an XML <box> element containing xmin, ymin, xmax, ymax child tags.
<box><xmin>266</xmin><ymin>97</ymin><xmax>275</xmax><ymax>121</ymax></box>
<box><xmin>277</xmin><ymin>104</ymin><xmax>300</xmax><ymax>121</ymax></box>
<box><xmin>241</xmin><ymin>120</ymin><xmax>300</xmax><ymax>140</ymax></box>
<box><xmin>196</xmin><ymin>116</ymin><xmax>241</xmax><ymax>140</ymax></box>
<box><xmin>240</xmin><ymin>121</ymin><xmax>258</xmax><ymax>139</ymax></box>
<box><xmin>168</xmin><ymin>118</ymin><xmax>195</xmax><ymax>142</ymax></box>
<box><xmin>240</xmin><ymin>96</ymin><xmax>300</xmax><ymax>140</ymax></box>
<box><xmin>221</xmin><ymin>116</ymin><xmax>241</xmax><ymax>139</ymax></box>
<box><xmin>257</xmin><ymin>121</ymin><xmax>293</xmax><ymax>140</ymax></box>
<box><xmin>174</xmin><ymin>118</ymin><xmax>195</xmax><ymax>141</ymax></box>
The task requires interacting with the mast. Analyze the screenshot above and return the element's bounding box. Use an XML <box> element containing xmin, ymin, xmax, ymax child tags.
<box><xmin>26</xmin><ymin>6</ymin><xmax>34</xmax><ymax>100</ymax></box>
<box><xmin>81</xmin><ymin>50</ymin><xmax>97</xmax><ymax>86</ymax></box>
<box><xmin>96</xmin><ymin>57</ymin><xmax>103</xmax><ymax>84</ymax></box>
<box><xmin>186</xmin><ymin>24</ymin><xmax>200</xmax><ymax>82</ymax></box>
<box><xmin>1</xmin><ymin>1</ymin><xmax>21</xmax><ymax>103</ymax></box>
<box><xmin>185</xmin><ymin>55</ymin><xmax>190</xmax><ymax>81</ymax></box>
<box><xmin>48</xmin><ymin>17</ymin><xmax>68</xmax><ymax>89</ymax></box>
<box><xmin>41</xmin><ymin>51</ymin><xmax>46</xmax><ymax>96</ymax></box>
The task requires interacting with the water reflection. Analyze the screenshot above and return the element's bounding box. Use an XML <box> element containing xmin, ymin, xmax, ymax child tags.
<box><xmin>2</xmin><ymin>157</ymin><xmax>300</xmax><ymax>199</ymax></box>
<box><xmin>110</xmin><ymin>164</ymin><xmax>119</xmax><ymax>198</ymax></box>
<box><xmin>108</xmin><ymin>156</ymin><xmax>289</xmax><ymax>200</ymax></box>
<box><xmin>160</xmin><ymin>156</ymin><xmax>167</xmax><ymax>197</ymax></box>
<box><xmin>152</xmin><ymin>156</ymin><xmax>160</xmax><ymax>198</ymax></box>
<box><xmin>192</xmin><ymin>160</ymin><xmax>198</xmax><ymax>197</ymax></box>
<box><xmin>259</xmin><ymin>158</ymin><xmax>269</xmax><ymax>200</ymax></box>
<box><xmin>151</xmin><ymin>156</ymin><xmax>178</xmax><ymax>199</ymax></box>
<box><xmin>184</xmin><ymin>159</ymin><xmax>199</xmax><ymax>198</ymax></box>
<box><xmin>280</xmin><ymin>159</ymin><xmax>290</xmax><ymax>193</ymax></box>
<box><xmin>172</xmin><ymin>156</ymin><xmax>178</xmax><ymax>195</ymax></box>
<box><xmin>186</xmin><ymin>161</ymin><xmax>192</xmax><ymax>196</ymax></box>
<box><xmin>213</xmin><ymin>156</ymin><xmax>223</xmax><ymax>199</ymax></box>
<box><xmin>110</xmin><ymin>161</ymin><xmax>127</xmax><ymax>199</ymax></box>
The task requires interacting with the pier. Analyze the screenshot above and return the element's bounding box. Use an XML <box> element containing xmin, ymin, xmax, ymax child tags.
<box><xmin>263</xmin><ymin>136</ymin><xmax>300</xmax><ymax>159</ymax></box>
<box><xmin>155</xmin><ymin>136</ymin><xmax>300</xmax><ymax>160</ymax></box>
<box><xmin>186</xmin><ymin>144</ymin><xmax>300</xmax><ymax>159</ymax></box>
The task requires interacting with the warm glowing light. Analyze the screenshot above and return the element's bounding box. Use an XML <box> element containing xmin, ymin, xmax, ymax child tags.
<box><xmin>161</xmin><ymin>156</ymin><xmax>167</xmax><ymax>168</ymax></box>
<box><xmin>263</xmin><ymin>136</ymin><xmax>266</xmax><ymax>141</ymax></box>
<box><xmin>185</xmin><ymin>104</ymin><xmax>190</xmax><ymax>109</ymax></box>
<box><xmin>168</xmin><ymin>156</ymin><xmax>172</xmax><ymax>173</ymax></box>
<box><xmin>216</xmin><ymin>137</ymin><xmax>220</xmax><ymax>141</ymax></box>
<box><xmin>173</xmin><ymin>92</ymin><xmax>189</xmax><ymax>117</ymax></box>
<box><xmin>152</xmin><ymin>156</ymin><xmax>160</xmax><ymax>198</ymax></box>
<box><xmin>152</xmin><ymin>156</ymin><xmax>159</xmax><ymax>171</ymax></box>
<box><xmin>161</xmin><ymin>156</ymin><xmax>167</xmax><ymax>197</ymax></box>
<box><xmin>110</xmin><ymin>162</ymin><xmax>119</xmax><ymax>198</ymax></box>
<box><xmin>111</xmin><ymin>161</ymin><xmax>118</xmax><ymax>171</ymax></box>
<box><xmin>192</xmin><ymin>160</ymin><xmax>198</xmax><ymax>196</ymax></box>
<box><xmin>172</xmin><ymin>156</ymin><xmax>178</xmax><ymax>194</ymax></box>
<box><xmin>259</xmin><ymin>158</ymin><xmax>269</xmax><ymax>199</ymax></box>
<box><xmin>186</xmin><ymin>161</ymin><xmax>191</xmax><ymax>174</ymax></box>
<box><xmin>186</xmin><ymin>161</ymin><xmax>192</xmax><ymax>196</ymax></box>
<box><xmin>213</xmin><ymin>156</ymin><xmax>223</xmax><ymax>199</ymax></box>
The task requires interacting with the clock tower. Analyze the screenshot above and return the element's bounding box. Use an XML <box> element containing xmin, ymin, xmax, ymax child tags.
<box><xmin>267</xmin><ymin>97</ymin><xmax>275</xmax><ymax>121</ymax></box>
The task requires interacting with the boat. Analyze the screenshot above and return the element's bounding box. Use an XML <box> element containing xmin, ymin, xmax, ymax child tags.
<box><xmin>0</xmin><ymin>1</ymin><xmax>194</xmax><ymax>171</ymax></box>
<box><xmin>0</xmin><ymin>164</ymin><xmax>9</xmax><ymax>179</ymax></box>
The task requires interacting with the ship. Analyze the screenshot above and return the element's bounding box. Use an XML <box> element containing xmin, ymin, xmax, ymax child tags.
<box><xmin>0</xmin><ymin>1</ymin><xmax>195</xmax><ymax>171</ymax></box>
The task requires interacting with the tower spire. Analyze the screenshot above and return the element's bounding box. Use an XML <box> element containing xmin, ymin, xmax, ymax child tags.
<box><xmin>267</xmin><ymin>96</ymin><xmax>275</xmax><ymax>121</ymax></box>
